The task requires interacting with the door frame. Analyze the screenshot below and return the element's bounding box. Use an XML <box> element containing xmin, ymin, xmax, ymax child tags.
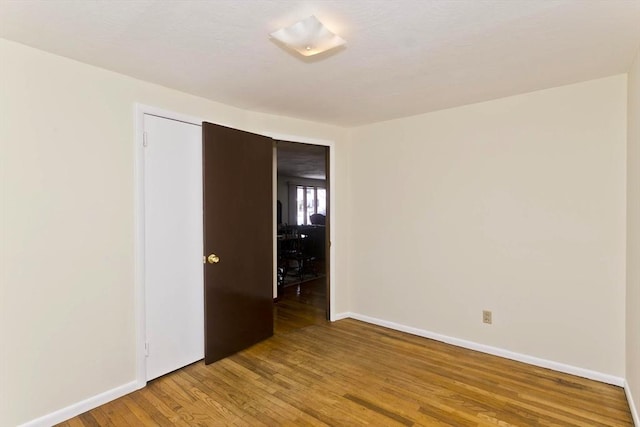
<box><xmin>266</xmin><ymin>132</ymin><xmax>336</xmax><ymax>320</ymax></box>
<box><xmin>133</xmin><ymin>104</ymin><xmax>337</xmax><ymax>388</ymax></box>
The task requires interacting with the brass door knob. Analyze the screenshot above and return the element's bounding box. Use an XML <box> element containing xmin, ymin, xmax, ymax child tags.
<box><xmin>207</xmin><ymin>254</ymin><xmax>220</xmax><ymax>264</ymax></box>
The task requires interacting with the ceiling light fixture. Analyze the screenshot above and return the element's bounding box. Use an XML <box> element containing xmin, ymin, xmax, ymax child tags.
<box><xmin>270</xmin><ymin>15</ymin><xmax>346</xmax><ymax>57</ymax></box>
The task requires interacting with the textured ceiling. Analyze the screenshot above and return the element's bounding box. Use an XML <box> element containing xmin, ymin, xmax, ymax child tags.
<box><xmin>277</xmin><ymin>141</ymin><xmax>326</xmax><ymax>180</ymax></box>
<box><xmin>1</xmin><ymin>0</ymin><xmax>640</xmax><ymax>126</ymax></box>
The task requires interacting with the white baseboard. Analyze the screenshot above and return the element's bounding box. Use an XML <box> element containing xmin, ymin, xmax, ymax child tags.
<box><xmin>343</xmin><ymin>312</ymin><xmax>624</xmax><ymax>387</ymax></box>
<box><xmin>18</xmin><ymin>380</ymin><xmax>144</xmax><ymax>427</ymax></box>
<box><xmin>625</xmin><ymin>382</ymin><xmax>640</xmax><ymax>426</ymax></box>
<box><xmin>332</xmin><ymin>311</ymin><xmax>351</xmax><ymax>321</ymax></box>
<box><xmin>17</xmin><ymin>315</ymin><xmax>631</xmax><ymax>426</ymax></box>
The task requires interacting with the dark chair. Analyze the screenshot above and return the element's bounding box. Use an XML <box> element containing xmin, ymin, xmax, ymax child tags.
<box><xmin>297</xmin><ymin>232</ymin><xmax>320</xmax><ymax>278</ymax></box>
<box><xmin>310</xmin><ymin>213</ymin><xmax>326</xmax><ymax>225</ymax></box>
<box><xmin>278</xmin><ymin>230</ymin><xmax>318</xmax><ymax>285</ymax></box>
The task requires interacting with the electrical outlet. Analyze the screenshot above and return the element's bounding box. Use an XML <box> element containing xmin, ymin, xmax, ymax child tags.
<box><xmin>483</xmin><ymin>310</ymin><xmax>492</xmax><ymax>324</ymax></box>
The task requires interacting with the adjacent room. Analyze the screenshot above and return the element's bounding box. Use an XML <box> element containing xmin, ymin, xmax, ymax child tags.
<box><xmin>1</xmin><ymin>1</ymin><xmax>640</xmax><ymax>426</ymax></box>
<box><xmin>276</xmin><ymin>141</ymin><xmax>328</xmax><ymax>291</ymax></box>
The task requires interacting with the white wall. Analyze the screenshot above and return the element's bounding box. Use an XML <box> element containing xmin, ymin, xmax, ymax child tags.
<box><xmin>0</xmin><ymin>38</ymin><xmax>349</xmax><ymax>427</ymax></box>
<box><xmin>626</xmin><ymin>46</ymin><xmax>640</xmax><ymax>422</ymax></box>
<box><xmin>348</xmin><ymin>75</ymin><xmax>627</xmax><ymax>378</ymax></box>
<box><xmin>1</xmin><ymin>34</ymin><xmax>632</xmax><ymax>426</ymax></box>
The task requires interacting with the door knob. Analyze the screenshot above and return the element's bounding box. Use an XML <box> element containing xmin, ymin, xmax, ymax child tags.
<box><xmin>207</xmin><ymin>254</ymin><xmax>220</xmax><ymax>264</ymax></box>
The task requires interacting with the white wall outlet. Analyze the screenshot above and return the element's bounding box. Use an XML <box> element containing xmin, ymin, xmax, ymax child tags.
<box><xmin>483</xmin><ymin>310</ymin><xmax>492</xmax><ymax>324</ymax></box>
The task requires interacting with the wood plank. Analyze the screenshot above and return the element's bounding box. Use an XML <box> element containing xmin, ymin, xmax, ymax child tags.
<box><xmin>57</xmin><ymin>278</ymin><xmax>633</xmax><ymax>426</ymax></box>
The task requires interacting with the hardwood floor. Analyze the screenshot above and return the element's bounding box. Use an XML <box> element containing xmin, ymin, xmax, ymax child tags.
<box><xmin>275</xmin><ymin>279</ymin><xmax>328</xmax><ymax>334</ymax></box>
<box><xmin>59</xmin><ymin>278</ymin><xmax>632</xmax><ymax>426</ymax></box>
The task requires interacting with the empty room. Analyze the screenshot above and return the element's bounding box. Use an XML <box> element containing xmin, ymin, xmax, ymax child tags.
<box><xmin>2</xmin><ymin>1</ymin><xmax>640</xmax><ymax>426</ymax></box>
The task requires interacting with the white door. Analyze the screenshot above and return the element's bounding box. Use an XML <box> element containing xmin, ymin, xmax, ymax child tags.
<box><xmin>144</xmin><ymin>114</ymin><xmax>203</xmax><ymax>381</ymax></box>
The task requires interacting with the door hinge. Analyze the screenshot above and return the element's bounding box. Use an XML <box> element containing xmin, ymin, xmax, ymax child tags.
<box><xmin>145</xmin><ymin>341</ymin><xmax>150</xmax><ymax>357</ymax></box>
<box><xmin>143</xmin><ymin>131</ymin><xmax>148</xmax><ymax>147</ymax></box>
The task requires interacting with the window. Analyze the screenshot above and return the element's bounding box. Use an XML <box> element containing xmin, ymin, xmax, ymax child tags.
<box><xmin>296</xmin><ymin>185</ymin><xmax>326</xmax><ymax>225</ymax></box>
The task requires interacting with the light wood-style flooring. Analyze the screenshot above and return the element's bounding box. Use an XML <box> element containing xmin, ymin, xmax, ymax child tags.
<box><xmin>59</xmin><ymin>278</ymin><xmax>633</xmax><ymax>426</ymax></box>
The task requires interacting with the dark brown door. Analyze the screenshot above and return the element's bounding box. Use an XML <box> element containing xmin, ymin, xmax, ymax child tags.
<box><xmin>202</xmin><ymin>122</ymin><xmax>274</xmax><ymax>364</ymax></box>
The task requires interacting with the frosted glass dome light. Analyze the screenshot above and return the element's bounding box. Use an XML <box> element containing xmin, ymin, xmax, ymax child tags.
<box><xmin>270</xmin><ymin>16</ymin><xmax>346</xmax><ymax>57</ymax></box>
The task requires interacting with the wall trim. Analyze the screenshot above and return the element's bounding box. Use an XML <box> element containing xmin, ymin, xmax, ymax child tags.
<box><xmin>18</xmin><ymin>380</ymin><xmax>142</xmax><ymax>427</ymax></box>
<box><xmin>333</xmin><ymin>312</ymin><xmax>351</xmax><ymax>321</ymax></box>
<box><xmin>343</xmin><ymin>312</ymin><xmax>625</xmax><ymax>387</ymax></box>
<box><xmin>19</xmin><ymin>314</ymin><xmax>632</xmax><ymax>426</ymax></box>
<box><xmin>625</xmin><ymin>382</ymin><xmax>640</xmax><ymax>426</ymax></box>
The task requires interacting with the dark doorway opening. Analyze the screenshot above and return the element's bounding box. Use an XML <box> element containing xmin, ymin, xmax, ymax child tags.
<box><xmin>275</xmin><ymin>141</ymin><xmax>330</xmax><ymax>321</ymax></box>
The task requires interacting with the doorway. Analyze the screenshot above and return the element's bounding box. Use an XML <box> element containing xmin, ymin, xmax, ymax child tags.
<box><xmin>276</xmin><ymin>141</ymin><xmax>330</xmax><ymax>320</ymax></box>
<box><xmin>134</xmin><ymin>105</ymin><xmax>337</xmax><ymax>386</ymax></box>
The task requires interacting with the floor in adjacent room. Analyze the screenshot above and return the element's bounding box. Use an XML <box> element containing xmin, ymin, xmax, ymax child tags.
<box><xmin>59</xmin><ymin>277</ymin><xmax>632</xmax><ymax>426</ymax></box>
